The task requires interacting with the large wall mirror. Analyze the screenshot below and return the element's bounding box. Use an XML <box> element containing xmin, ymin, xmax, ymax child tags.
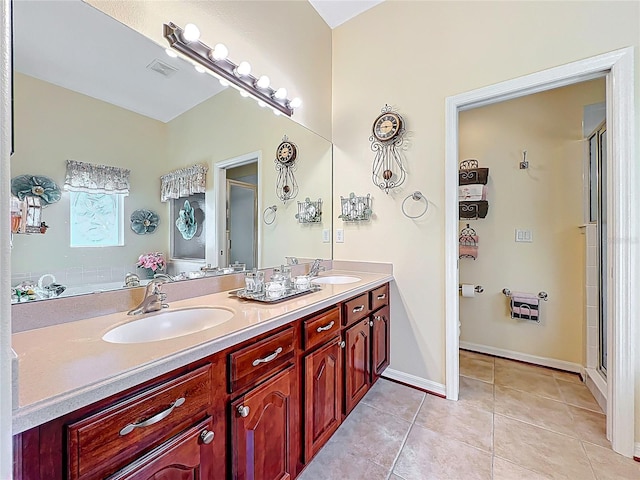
<box><xmin>10</xmin><ymin>0</ymin><xmax>332</xmax><ymax>302</ymax></box>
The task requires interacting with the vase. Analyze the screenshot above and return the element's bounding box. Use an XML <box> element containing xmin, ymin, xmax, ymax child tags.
<box><xmin>138</xmin><ymin>267</ymin><xmax>163</xmax><ymax>280</ymax></box>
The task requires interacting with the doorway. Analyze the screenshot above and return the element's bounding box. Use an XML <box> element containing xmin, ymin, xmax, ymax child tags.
<box><xmin>210</xmin><ymin>151</ymin><xmax>262</xmax><ymax>270</ymax></box>
<box><xmin>444</xmin><ymin>48</ymin><xmax>636</xmax><ymax>457</ymax></box>
<box><xmin>226</xmin><ymin>178</ymin><xmax>257</xmax><ymax>269</ymax></box>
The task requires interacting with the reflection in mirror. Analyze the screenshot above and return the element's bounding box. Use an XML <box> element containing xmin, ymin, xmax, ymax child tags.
<box><xmin>10</xmin><ymin>0</ymin><xmax>332</xmax><ymax>303</ymax></box>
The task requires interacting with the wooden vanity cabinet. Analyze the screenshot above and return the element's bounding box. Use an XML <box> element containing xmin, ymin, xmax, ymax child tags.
<box><xmin>372</xmin><ymin>304</ymin><xmax>390</xmax><ymax>380</ymax></box>
<box><xmin>344</xmin><ymin>318</ymin><xmax>372</xmax><ymax>415</ymax></box>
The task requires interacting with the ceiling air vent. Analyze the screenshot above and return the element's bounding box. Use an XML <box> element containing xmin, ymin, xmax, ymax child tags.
<box><xmin>146</xmin><ymin>59</ymin><xmax>179</xmax><ymax>78</ymax></box>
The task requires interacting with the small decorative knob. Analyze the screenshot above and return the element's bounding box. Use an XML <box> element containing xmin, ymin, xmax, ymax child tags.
<box><xmin>237</xmin><ymin>405</ymin><xmax>250</xmax><ymax>418</ymax></box>
<box><xmin>339</xmin><ymin>340</ymin><xmax>346</xmax><ymax>348</ymax></box>
<box><xmin>369</xmin><ymin>320</ymin><xmax>374</xmax><ymax>327</ymax></box>
<box><xmin>200</xmin><ymin>429</ymin><xmax>215</xmax><ymax>444</ymax></box>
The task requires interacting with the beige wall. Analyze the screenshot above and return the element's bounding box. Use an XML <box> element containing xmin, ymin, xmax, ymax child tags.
<box><xmin>331</xmin><ymin>0</ymin><xmax>638</xmax><ymax>434</ymax></box>
<box><xmin>165</xmin><ymin>88</ymin><xmax>333</xmax><ymax>268</ymax></box>
<box><xmin>458</xmin><ymin>79</ymin><xmax>605</xmax><ymax>365</ymax></box>
<box><xmin>11</xmin><ymin>73</ymin><xmax>168</xmax><ymax>279</ymax></box>
<box><xmin>86</xmin><ymin>0</ymin><xmax>332</xmax><ymax>140</ymax></box>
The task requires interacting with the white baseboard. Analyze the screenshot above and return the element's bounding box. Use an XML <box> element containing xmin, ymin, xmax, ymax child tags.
<box><xmin>635</xmin><ymin>443</ymin><xmax>640</xmax><ymax>459</ymax></box>
<box><xmin>382</xmin><ymin>368</ymin><xmax>446</xmax><ymax>397</ymax></box>
<box><xmin>460</xmin><ymin>341</ymin><xmax>585</xmax><ymax>376</ymax></box>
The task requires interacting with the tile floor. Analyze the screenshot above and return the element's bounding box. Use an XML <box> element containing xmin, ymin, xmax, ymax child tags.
<box><xmin>299</xmin><ymin>350</ymin><xmax>640</xmax><ymax>480</ymax></box>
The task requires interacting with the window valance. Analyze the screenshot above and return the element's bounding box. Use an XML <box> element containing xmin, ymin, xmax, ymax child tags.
<box><xmin>64</xmin><ymin>160</ymin><xmax>130</xmax><ymax>194</ymax></box>
<box><xmin>160</xmin><ymin>164</ymin><xmax>208</xmax><ymax>202</ymax></box>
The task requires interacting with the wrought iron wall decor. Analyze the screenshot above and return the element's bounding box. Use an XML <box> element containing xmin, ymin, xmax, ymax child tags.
<box><xmin>370</xmin><ymin>104</ymin><xmax>408</xmax><ymax>194</ymax></box>
<box><xmin>275</xmin><ymin>135</ymin><xmax>299</xmax><ymax>202</ymax></box>
<box><xmin>295</xmin><ymin>198</ymin><xmax>322</xmax><ymax>224</ymax></box>
<box><xmin>163</xmin><ymin>22</ymin><xmax>301</xmax><ymax>117</ymax></box>
<box><xmin>339</xmin><ymin>193</ymin><xmax>372</xmax><ymax>222</ymax></box>
<box><xmin>459</xmin><ymin>223</ymin><xmax>478</xmax><ymax>260</ymax></box>
<box><xmin>458</xmin><ymin>159</ymin><xmax>490</xmax><ymax>220</ymax></box>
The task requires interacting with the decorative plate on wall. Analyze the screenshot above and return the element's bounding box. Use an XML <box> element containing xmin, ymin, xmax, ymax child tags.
<box><xmin>11</xmin><ymin>174</ymin><xmax>61</xmax><ymax>205</ymax></box>
<box><xmin>130</xmin><ymin>209</ymin><xmax>159</xmax><ymax>235</ymax></box>
<box><xmin>176</xmin><ymin>200</ymin><xmax>197</xmax><ymax>240</ymax></box>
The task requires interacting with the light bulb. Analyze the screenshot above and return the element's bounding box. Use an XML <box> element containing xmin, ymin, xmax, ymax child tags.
<box><xmin>235</xmin><ymin>61</ymin><xmax>251</xmax><ymax>76</ymax></box>
<box><xmin>258</xmin><ymin>100</ymin><xmax>267</xmax><ymax>108</ymax></box>
<box><xmin>240</xmin><ymin>90</ymin><xmax>250</xmax><ymax>98</ymax></box>
<box><xmin>194</xmin><ymin>64</ymin><xmax>206</xmax><ymax>73</ymax></box>
<box><xmin>182</xmin><ymin>23</ymin><xmax>201</xmax><ymax>42</ymax></box>
<box><xmin>165</xmin><ymin>48</ymin><xmax>178</xmax><ymax>58</ymax></box>
<box><xmin>219</xmin><ymin>79</ymin><xmax>230</xmax><ymax>87</ymax></box>
<box><xmin>274</xmin><ymin>87</ymin><xmax>287</xmax><ymax>100</ymax></box>
<box><xmin>289</xmin><ymin>97</ymin><xmax>302</xmax><ymax>109</ymax></box>
<box><xmin>274</xmin><ymin>109</ymin><xmax>282</xmax><ymax>116</ymax></box>
<box><xmin>256</xmin><ymin>75</ymin><xmax>270</xmax><ymax>89</ymax></box>
<box><xmin>209</xmin><ymin>43</ymin><xmax>228</xmax><ymax>61</ymax></box>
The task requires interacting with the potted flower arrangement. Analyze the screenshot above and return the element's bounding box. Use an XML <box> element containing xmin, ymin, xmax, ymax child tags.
<box><xmin>136</xmin><ymin>252</ymin><xmax>166</xmax><ymax>278</ymax></box>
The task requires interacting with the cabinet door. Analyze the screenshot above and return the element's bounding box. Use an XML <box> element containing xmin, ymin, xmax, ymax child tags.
<box><xmin>231</xmin><ymin>366</ymin><xmax>297</xmax><ymax>480</ymax></box>
<box><xmin>108</xmin><ymin>417</ymin><xmax>215</xmax><ymax>480</ymax></box>
<box><xmin>372</xmin><ymin>305</ymin><xmax>390</xmax><ymax>380</ymax></box>
<box><xmin>304</xmin><ymin>336</ymin><xmax>343</xmax><ymax>462</ymax></box>
<box><xmin>344</xmin><ymin>319</ymin><xmax>371</xmax><ymax>415</ymax></box>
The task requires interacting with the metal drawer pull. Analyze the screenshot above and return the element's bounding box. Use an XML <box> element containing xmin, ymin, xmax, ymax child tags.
<box><xmin>352</xmin><ymin>305</ymin><xmax>365</xmax><ymax>313</ymax></box>
<box><xmin>237</xmin><ymin>405</ymin><xmax>250</xmax><ymax>417</ymax></box>
<box><xmin>119</xmin><ymin>397</ymin><xmax>186</xmax><ymax>436</ymax></box>
<box><xmin>252</xmin><ymin>347</ymin><xmax>283</xmax><ymax>366</ymax></box>
<box><xmin>316</xmin><ymin>321</ymin><xmax>335</xmax><ymax>332</ymax></box>
<box><xmin>377</xmin><ymin>294</ymin><xmax>386</xmax><ymax>300</ymax></box>
<box><xmin>200</xmin><ymin>429</ymin><xmax>215</xmax><ymax>444</ymax></box>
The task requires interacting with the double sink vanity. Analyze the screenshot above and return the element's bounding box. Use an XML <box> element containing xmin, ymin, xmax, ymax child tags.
<box><xmin>11</xmin><ymin>265</ymin><xmax>392</xmax><ymax>479</ymax></box>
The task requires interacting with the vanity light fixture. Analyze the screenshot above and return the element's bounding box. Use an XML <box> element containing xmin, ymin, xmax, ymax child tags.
<box><xmin>164</xmin><ymin>22</ymin><xmax>300</xmax><ymax>116</ymax></box>
<box><xmin>164</xmin><ymin>48</ymin><xmax>178</xmax><ymax>58</ymax></box>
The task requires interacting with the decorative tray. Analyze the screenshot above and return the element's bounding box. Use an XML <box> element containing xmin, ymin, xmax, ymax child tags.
<box><xmin>229</xmin><ymin>284</ymin><xmax>322</xmax><ymax>303</ymax></box>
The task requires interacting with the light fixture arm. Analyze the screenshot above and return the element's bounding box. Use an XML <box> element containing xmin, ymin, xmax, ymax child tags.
<box><xmin>163</xmin><ymin>22</ymin><xmax>294</xmax><ymax>116</ymax></box>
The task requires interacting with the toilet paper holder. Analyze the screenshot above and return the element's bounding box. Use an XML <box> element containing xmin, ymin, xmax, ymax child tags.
<box><xmin>459</xmin><ymin>284</ymin><xmax>484</xmax><ymax>294</ymax></box>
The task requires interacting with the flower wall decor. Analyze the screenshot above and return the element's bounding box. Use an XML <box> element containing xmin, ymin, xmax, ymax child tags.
<box><xmin>11</xmin><ymin>175</ymin><xmax>62</xmax><ymax>205</ymax></box>
<box><xmin>130</xmin><ymin>209</ymin><xmax>159</xmax><ymax>235</ymax></box>
<box><xmin>136</xmin><ymin>252</ymin><xmax>166</xmax><ymax>272</ymax></box>
<box><xmin>176</xmin><ymin>200</ymin><xmax>197</xmax><ymax>240</ymax></box>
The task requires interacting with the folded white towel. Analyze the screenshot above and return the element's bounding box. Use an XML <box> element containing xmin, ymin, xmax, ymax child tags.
<box><xmin>458</xmin><ymin>184</ymin><xmax>487</xmax><ymax>201</ymax></box>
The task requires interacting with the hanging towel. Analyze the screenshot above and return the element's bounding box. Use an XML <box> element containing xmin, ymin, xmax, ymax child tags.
<box><xmin>510</xmin><ymin>292</ymin><xmax>539</xmax><ymax>321</ymax></box>
<box><xmin>458</xmin><ymin>184</ymin><xmax>488</xmax><ymax>201</ymax></box>
<box><xmin>459</xmin><ymin>244</ymin><xmax>478</xmax><ymax>259</ymax></box>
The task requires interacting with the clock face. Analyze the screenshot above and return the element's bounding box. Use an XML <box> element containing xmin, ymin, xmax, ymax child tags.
<box><xmin>373</xmin><ymin>112</ymin><xmax>402</xmax><ymax>142</ymax></box>
<box><xmin>276</xmin><ymin>141</ymin><xmax>297</xmax><ymax>165</ymax></box>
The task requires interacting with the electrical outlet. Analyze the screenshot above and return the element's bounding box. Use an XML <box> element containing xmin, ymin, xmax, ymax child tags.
<box><xmin>515</xmin><ymin>229</ymin><xmax>533</xmax><ymax>243</ymax></box>
<box><xmin>322</xmin><ymin>229</ymin><xmax>330</xmax><ymax>243</ymax></box>
<box><xmin>336</xmin><ymin>229</ymin><xmax>344</xmax><ymax>243</ymax></box>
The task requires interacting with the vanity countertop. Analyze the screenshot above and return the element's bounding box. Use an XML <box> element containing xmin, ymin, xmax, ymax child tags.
<box><xmin>11</xmin><ymin>269</ymin><xmax>393</xmax><ymax>434</ymax></box>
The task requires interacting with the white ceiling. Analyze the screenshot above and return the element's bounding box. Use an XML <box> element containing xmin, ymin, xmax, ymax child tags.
<box><xmin>13</xmin><ymin>0</ymin><xmax>226</xmax><ymax>123</ymax></box>
<box><xmin>309</xmin><ymin>0</ymin><xmax>384</xmax><ymax>29</ymax></box>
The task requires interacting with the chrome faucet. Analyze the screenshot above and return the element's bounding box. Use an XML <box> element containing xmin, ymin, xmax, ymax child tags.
<box><xmin>286</xmin><ymin>256</ymin><xmax>299</xmax><ymax>266</ymax></box>
<box><xmin>308</xmin><ymin>259</ymin><xmax>325</xmax><ymax>277</ymax></box>
<box><xmin>153</xmin><ymin>273</ymin><xmax>175</xmax><ymax>282</ymax></box>
<box><xmin>127</xmin><ymin>279</ymin><xmax>169</xmax><ymax>315</ymax></box>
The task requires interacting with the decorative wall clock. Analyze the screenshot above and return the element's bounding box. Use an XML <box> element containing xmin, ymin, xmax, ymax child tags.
<box><xmin>275</xmin><ymin>135</ymin><xmax>299</xmax><ymax>202</ymax></box>
<box><xmin>369</xmin><ymin>104</ymin><xmax>407</xmax><ymax>193</ymax></box>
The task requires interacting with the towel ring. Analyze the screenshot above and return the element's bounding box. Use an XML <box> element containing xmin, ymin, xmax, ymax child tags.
<box><xmin>263</xmin><ymin>205</ymin><xmax>277</xmax><ymax>225</ymax></box>
<box><xmin>401</xmin><ymin>191</ymin><xmax>429</xmax><ymax>219</ymax></box>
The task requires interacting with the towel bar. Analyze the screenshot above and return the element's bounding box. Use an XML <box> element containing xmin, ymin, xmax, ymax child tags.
<box><xmin>502</xmin><ymin>288</ymin><xmax>548</xmax><ymax>301</ymax></box>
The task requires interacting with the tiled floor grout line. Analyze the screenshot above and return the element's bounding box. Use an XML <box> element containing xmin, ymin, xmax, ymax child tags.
<box><xmin>579</xmin><ymin>439</ymin><xmax>600</xmax><ymax>479</ymax></box>
<box><xmin>384</xmin><ymin>393</ymin><xmax>427</xmax><ymax>480</ymax></box>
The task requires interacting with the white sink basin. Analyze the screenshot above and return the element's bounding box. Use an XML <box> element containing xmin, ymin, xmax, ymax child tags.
<box><xmin>102</xmin><ymin>307</ymin><xmax>234</xmax><ymax>344</ymax></box>
<box><xmin>311</xmin><ymin>275</ymin><xmax>361</xmax><ymax>285</ymax></box>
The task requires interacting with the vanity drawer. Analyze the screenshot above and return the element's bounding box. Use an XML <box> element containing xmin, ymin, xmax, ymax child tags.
<box><xmin>229</xmin><ymin>326</ymin><xmax>295</xmax><ymax>393</ymax></box>
<box><xmin>371</xmin><ymin>284</ymin><xmax>389</xmax><ymax>312</ymax></box>
<box><xmin>303</xmin><ymin>307</ymin><xmax>341</xmax><ymax>350</ymax></box>
<box><xmin>67</xmin><ymin>364</ymin><xmax>211</xmax><ymax>480</ymax></box>
<box><xmin>343</xmin><ymin>292</ymin><xmax>371</xmax><ymax>326</ymax></box>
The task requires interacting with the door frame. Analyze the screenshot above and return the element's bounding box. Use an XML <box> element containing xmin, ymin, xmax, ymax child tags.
<box><xmin>225</xmin><ymin>178</ymin><xmax>258</xmax><ymax>269</ymax></box>
<box><xmin>444</xmin><ymin>47</ymin><xmax>636</xmax><ymax>456</ymax></box>
<box><xmin>210</xmin><ymin>151</ymin><xmax>262</xmax><ymax>269</ymax></box>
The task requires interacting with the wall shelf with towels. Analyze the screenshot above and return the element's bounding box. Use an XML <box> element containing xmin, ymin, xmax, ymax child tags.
<box><xmin>459</xmin><ymin>224</ymin><xmax>478</xmax><ymax>260</ymax></box>
<box><xmin>458</xmin><ymin>159</ymin><xmax>489</xmax><ymax>220</ymax></box>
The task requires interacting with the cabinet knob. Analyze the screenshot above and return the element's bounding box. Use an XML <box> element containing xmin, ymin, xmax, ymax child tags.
<box><xmin>339</xmin><ymin>340</ymin><xmax>346</xmax><ymax>348</ymax></box>
<box><xmin>237</xmin><ymin>405</ymin><xmax>250</xmax><ymax>418</ymax></box>
<box><xmin>200</xmin><ymin>429</ymin><xmax>215</xmax><ymax>444</ymax></box>
<box><xmin>369</xmin><ymin>320</ymin><xmax>374</xmax><ymax>327</ymax></box>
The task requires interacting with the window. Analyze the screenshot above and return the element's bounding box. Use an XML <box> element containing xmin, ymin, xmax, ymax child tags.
<box><xmin>69</xmin><ymin>191</ymin><xmax>124</xmax><ymax>247</ymax></box>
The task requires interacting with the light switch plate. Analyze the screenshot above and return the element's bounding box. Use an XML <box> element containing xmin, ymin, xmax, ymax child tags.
<box><xmin>322</xmin><ymin>229</ymin><xmax>330</xmax><ymax>243</ymax></box>
<box><xmin>515</xmin><ymin>229</ymin><xmax>533</xmax><ymax>243</ymax></box>
<box><xmin>336</xmin><ymin>229</ymin><xmax>344</xmax><ymax>243</ymax></box>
